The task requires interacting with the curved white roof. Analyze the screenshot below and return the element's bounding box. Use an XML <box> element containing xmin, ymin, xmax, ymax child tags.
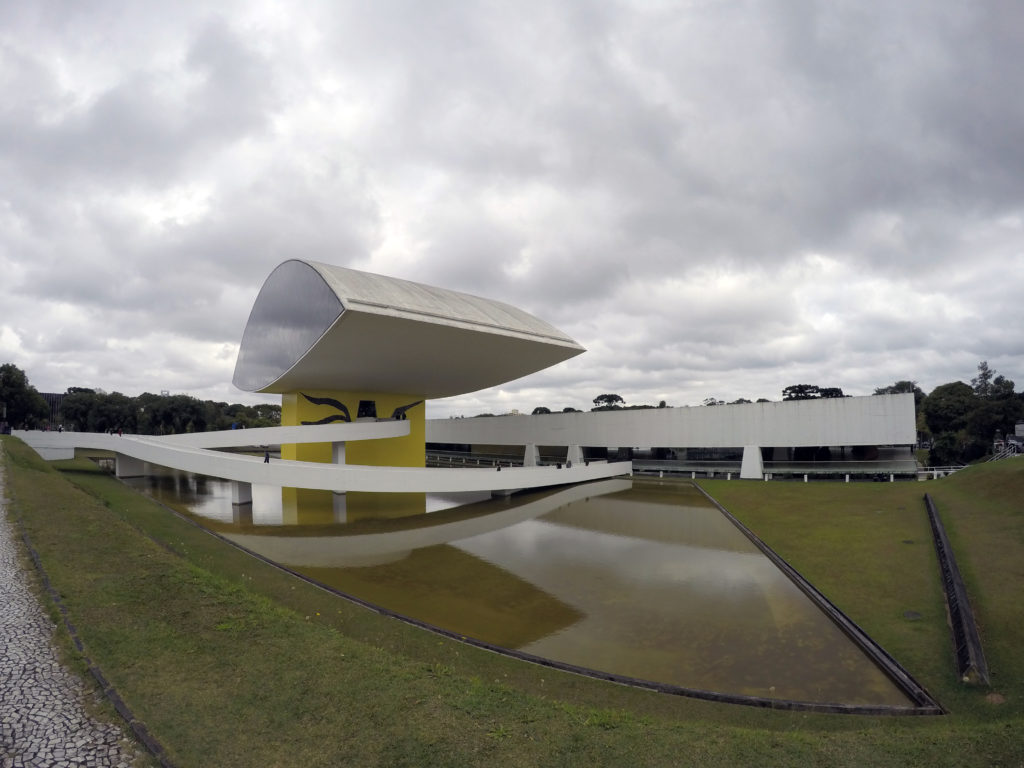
<box><xmin>233</xmin><ymin>259</ymin><xmax>584</xmax><ymax>397</ymax></box>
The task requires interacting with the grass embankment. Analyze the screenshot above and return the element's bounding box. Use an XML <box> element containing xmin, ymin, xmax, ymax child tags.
<box><xmin>2</xmin><ymin>436</ymin><xmax>1023</xmax><ymax>767</ymax></box>
<box><xmin>702</xmin><ymin>474</ymin><xmax>1024</xmax><ymax>718</ymax></box>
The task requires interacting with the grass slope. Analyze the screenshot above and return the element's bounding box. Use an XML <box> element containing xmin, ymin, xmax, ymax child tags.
<box><xmin>3</xmin><ymin>436</ymin><xmax>1023</xmax><ymax>767</ymax></box>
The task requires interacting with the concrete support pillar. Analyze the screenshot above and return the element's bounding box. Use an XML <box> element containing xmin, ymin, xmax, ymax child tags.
<box><xmin>232</xmin><ymin>504</ymin><xmax>253</xmax><ymax>525</ymax></box>
<box><xmin>567</xmin><ymin>445</ymin><xmax>584</xmax><ymax>466</ymax></box>
<box><xmin>890</xmin><ymin>473</ymin><xmax>894</xmax><ymax>483</ymax></box>
<box><xmin>804</xmin><ymin>474</ymin><xmax>808</xmax><ymax>483</ymax></box>
<box><xmin>691</xmin><ymin>471</ymin><xmax>696</xmax><ymax>479</ymax></box>
<box><xmin>232</xmin><ymin>482</ymin><xmax>253</xmax><ymax>506</ymax></box>
<box><xmin>333</xmin><ymin>492</ymin><xmax>347</xmax><ymax>523</ymax></box>
<box><xmin>845</xmin><ymin>474</ymin><xmax>850</xmax><ymax>483</ymax></box>
<box><xmin>524</xmin><ymin>443</ymin><xmax>540</xmax><ymax>467</ymax></box>
<box><xmin>114</xmin><ymin>453</ymin><xmax>144</xmax><ymax>478</ymax></box>
<box><xmin>332</xmin><ymin>442</ymin><xmax>347</xmax><ymax>494</ymax></box>
<box><xmin>740</xmin><ymin>445</ymin><xmax>764</xmax><ymax>480</ymax></box>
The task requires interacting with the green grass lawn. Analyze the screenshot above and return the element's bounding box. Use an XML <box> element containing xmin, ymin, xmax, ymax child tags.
<box><xmin>3</xmin><ymin>435</ymin><xmax>1023</xmax><ymax>767</ymax></box>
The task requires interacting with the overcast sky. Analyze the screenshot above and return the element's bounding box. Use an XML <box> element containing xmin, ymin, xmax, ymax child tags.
<box><xmin>2</xmin><ymin>1</ymin><xmax>1022</xmax><ymax>418</ymax></box>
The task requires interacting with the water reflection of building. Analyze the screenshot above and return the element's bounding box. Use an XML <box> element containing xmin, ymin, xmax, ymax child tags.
<box><xmin>215</xmin><ymin>477</ymin><xmax>913</xmax><ymax>706</ymax></box>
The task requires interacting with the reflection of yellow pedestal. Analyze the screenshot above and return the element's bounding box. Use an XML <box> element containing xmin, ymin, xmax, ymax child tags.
<box><xmin>280</xmin><ymin>390</ymin><xmax>425</xmax><ymax>467</ymax></box>
<box><xmin>282</xmin><ymin>488</ymin><xmax>426</xmax><ymax>524</ymax></box>
<box><xmin>346</xmin><ymin>492</ymin><xmax>426</xmax><ymax>521</ymax></box>
<box><xmin>281</xmin><ymin>488</ymin><xmax>345</xmax><ymax>525</ymax></box>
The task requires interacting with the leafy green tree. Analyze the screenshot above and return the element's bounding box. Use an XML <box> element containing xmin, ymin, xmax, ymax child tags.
<box><xmin>782</xmin><ymin>384</ymin><xmax>847</xmax><ymax>400</ymax></box>
<box><xmin>52</xmin><ymin>386</ymin><xmax>281</xmax><ymax>434</ymax></box>
<box><xmin>531</xmin><ymin>406</ymin><xmax>551</xmax><ymax>415</ymax></box>
<box><xmin>928</xmin><ymin>431</ymin><xmax>966</xmax><ymax>466</ymax></box>
<box><xmin>782</xmin><ymin>384</ymin><xmax>820</xmax><ymax>400</ymax></box>
<box><xmin>0</xmin><ymin>363</ymin><xmax>49</xmax><ymax>428</ymax></box>
<box><xmin>923</xmin><ymin>382</ymin><xmax>977</xmax><ymax>435</ymax></box>
<box><xmin>971</xmin><ymin>361</ymin><xmax>995</xmax><ymax>398</ymax></box>
<box><xmin>875</xmin><ymin>380</ymin><xmax>925</xmax><ymax>407</ymax></box>
<box><xmin>971</xmin><ymin>361</ymin><xmax>1015</xmax><ymax>400</ymax></box>
<box><xmin>968</xmin><ymin>398</ymin><xmax>1024</xmax><ymax>445</ymax></box>
<box><xmin>59</xmin><ymin>389</ymin><xmax>98</xmax><ymax>431</ymax></box>
<box><xmin>818</xmin><ymin>387</ymin><xmax>846</xmax><ymax>398</ymax></box>
<box><xmin>964</xmin><ymin>363</ymin><xmax>1021</xmax><ymax>446</ymax></box>
<box><xmin>592</xmin><ymin>394</ymin><xmax>624</xmax><ymax>410</ymax></box>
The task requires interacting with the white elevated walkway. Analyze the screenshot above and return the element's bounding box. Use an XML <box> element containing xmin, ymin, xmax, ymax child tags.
<box><xmin>13</xmin><ymin>425</ymin><xmax>630</xmax><ymax>494</ymax></box>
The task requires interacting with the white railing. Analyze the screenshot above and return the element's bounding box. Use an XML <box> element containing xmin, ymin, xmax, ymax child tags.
<box><xmin>917</xmin><ymin>465</ymin><xmax>967</xmax><ymax>479</ymax></box>
<box><xmin>986</xmin><ymin>447</ymin><xmax>1019</xmax><ymax>462</ymax></box>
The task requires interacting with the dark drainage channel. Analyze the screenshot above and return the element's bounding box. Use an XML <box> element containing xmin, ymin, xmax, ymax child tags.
<box><xmin>695</xmin><ymin>484</ymin><xmax>944</xmax><ymax>714</ymax></box>
<box><xmin>923</xmin><ymin>493</ymin><xmax>990</xmax><ymax>686</ymax></box>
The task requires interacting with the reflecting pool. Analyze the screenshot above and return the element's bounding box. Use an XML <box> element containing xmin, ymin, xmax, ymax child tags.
<box><xmin>123</xmin><ymin>468</ymin><xmax>913</xmax><ymax>707</ymax></box>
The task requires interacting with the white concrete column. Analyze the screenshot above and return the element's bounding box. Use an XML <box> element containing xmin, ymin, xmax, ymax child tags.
<box><xmin>804</xmin><ymin>474</ymin><xmax>808</xmax><ymax>483</ymax></box>
<box><xmin>567</xmin><ymin>445</ymin><xmax>584</xmax><ymax>466</ymax></box>
<box><xmin>232</xmin><ymin>503</ymin><xmax>253</xmax><ymax>524</ymax></box>
<box><xmin>232</xmin><ymin>481</ymin><xmax>253</xmax><ymax>505</ymax></box>
<box><xmin>332</xmin><ymin>442</ymin><xmax>347</xmax><ymax>494</ymax></box>
<box><xmin>524</xmin><ymin>443</ymin><xmax>540</xmax><ymax>467</ymax></box>
<box><xmin>333</xmin><ymin>492</ymin><xmax>347</xmax><ymax>523</ymax></box>
<box><xmin>740</xmin><ymin>445</ymin><xmax>763</xmax><ymax>479</ymax></box>
<box><xmin>845</xmin><ymin>474</ymin><xmax>850</xmax><ymax>483</ymax></box>
<box><xmin>114</xmin><ymin>453</ymin><xmax>145</xmax><ymax>478</ymax></box>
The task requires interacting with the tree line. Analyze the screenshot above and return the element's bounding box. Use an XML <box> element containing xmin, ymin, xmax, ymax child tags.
<box><xmin>0</xmin><ymin>363</ymin><xmax>280</xmax><ymax>434</ymax></box>
<box><xmin>913</xmin><ymin>362</ymin><xmax>1022</xmax><ymax>465</ymax></box>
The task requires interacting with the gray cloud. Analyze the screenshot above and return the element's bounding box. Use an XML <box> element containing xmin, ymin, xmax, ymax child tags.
<box><xmin>2</xmin><ymin>0</ymin><xmax>1022</xmax><ymax>416</ymax></box>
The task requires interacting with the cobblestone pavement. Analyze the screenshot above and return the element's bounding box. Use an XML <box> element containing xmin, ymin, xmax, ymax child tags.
<box><xmin>0</xmin><ymin>463</ymin><xmax>145</xmax><ymax>768</ymax></box>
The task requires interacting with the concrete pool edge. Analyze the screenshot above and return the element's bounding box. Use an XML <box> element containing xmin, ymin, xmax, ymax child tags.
<box><xmin>692</xmin><ymin>482</ymin><xmax>945</xmax><ymax>715</ymax></box>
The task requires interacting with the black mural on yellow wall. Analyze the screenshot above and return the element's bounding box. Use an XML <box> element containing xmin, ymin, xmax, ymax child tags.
<box><xmin>299</xmin><ymin>393</ymin><xmax>423</xmax><ymax>425</ymax></box>
<box><xmin>390</xmin><ymin>400</ymin><xmax>422</xmax><ymax>420</ymax></box>
<box><xmin>300</xmin><ymin>393</ymin><xmax>352</xmax><ymax>425</ymax></box>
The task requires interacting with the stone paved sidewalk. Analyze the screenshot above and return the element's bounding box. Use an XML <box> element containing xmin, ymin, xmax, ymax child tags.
<box><xmin>0</xmin><ymin>462</ymin><xmax>145</xmax><ymax>768</ymax></box>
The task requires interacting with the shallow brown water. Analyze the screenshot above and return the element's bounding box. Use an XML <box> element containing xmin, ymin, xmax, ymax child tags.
<box><xmin>125</xmin><ymin>469</ymin><xmax>912</xmax><ymax>706</ymax></box>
